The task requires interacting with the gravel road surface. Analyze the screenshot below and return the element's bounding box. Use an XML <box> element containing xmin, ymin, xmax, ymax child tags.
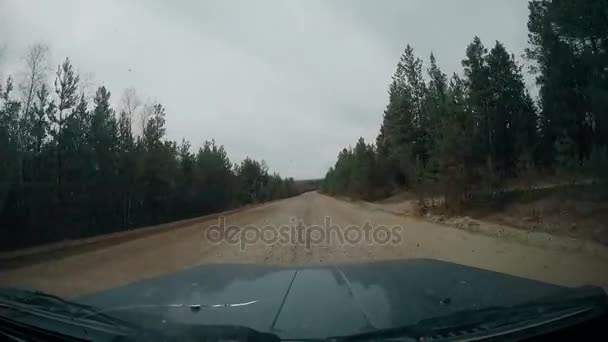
<box><xmin>1</xmin><ymin>192</ymin><xmax>607</xmax><ymax>297</ymax></box>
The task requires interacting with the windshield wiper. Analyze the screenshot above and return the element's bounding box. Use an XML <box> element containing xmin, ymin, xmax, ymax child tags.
<box><xmin>0</xmin><ymin>288</ymin><xmax>139</xmax><ymax>341</ymax></box>
<box><xmin>328</xmin><ymin>289</ymin><xmax>607</xmax><ymax>341</ymax></box>
<box><xmin>0</xmin><ymin>288</ymin><xmax>282</xmax><ymax>342</ymax></box>
<box><xmin>0</xmin><ymin>288</ymin><xmax>135</xmax><ymax>329</ymax></box>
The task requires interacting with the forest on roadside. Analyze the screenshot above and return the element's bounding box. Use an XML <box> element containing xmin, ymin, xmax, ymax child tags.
<box><xmin>0</xmin><ymin>48</ymin><xmax>297</xmax><ymax>251</ymax></box>
<box><xmin>322</xmin><ymin>0</ymin><xmax>608</xmax><ymax>210</ymax></box>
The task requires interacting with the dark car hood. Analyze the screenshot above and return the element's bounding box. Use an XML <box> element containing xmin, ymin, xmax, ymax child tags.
<box><xmin>76</xmin><ymin>259</ymin><xmax>595</xmax><ymax>339</ymax></box>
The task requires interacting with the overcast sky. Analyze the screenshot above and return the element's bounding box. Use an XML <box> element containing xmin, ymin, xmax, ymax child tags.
<box><xmin>0</xmin><ymin>0</ymin><xmax>531</xmax><ymax>179</ymax></box>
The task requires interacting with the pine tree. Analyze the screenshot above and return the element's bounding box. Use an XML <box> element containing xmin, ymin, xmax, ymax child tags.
<box><xmin>50</xmin><ymin>58</ymin><xmax>80</xmax><ymax>191</ymax></box>
<box><xmin>527</xmin><ymin>0</ymin><xmax>605</xmax><ymax>164</ymax></box>
<box><xmin>142</xmin><ymin>104</ymin><xmax>166</xmax><ymax>149</ymax></box>
<box><xmin>117</xmin><ymin>108</ymin><xmax>136</xmax><ymax>227</ymax></box>
<box><xmin>462</xmin><ymin>37</ymin><xmax>491</xmax><ymax>166</ymax></box>
<box><xmin>431</xmin><ymin>73</ymin><xmax>476</xmax><ymax>210</ymax></box>
<box><xmin>0</xmin><ymin>77</ymin><xmax>22</xmax><ymax>231</ymax></box>
<box><xmin>485</xmin><ymin>41</ymin><xmax>535</xmax><ymax>177</ymax></box>
<box><xmin>350</xmin><ymin>137</ymin><xmax>375</xmax><ymax>198</ymax></box>
<box><xmin>0</xmin><ymin>77</ymin><xmax>21</xmax><ymax>190</ymax></box>
<box><xmin>89</xmin><ymin>86</ymin><xmax>119</xmax><ymax>179</ymax></box>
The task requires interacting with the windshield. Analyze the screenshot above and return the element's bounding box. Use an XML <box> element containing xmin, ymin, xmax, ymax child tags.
<box><xmin>1</xmin><ymin>0</ymin><xmax>607</xmax><ymax>340</ymax></box>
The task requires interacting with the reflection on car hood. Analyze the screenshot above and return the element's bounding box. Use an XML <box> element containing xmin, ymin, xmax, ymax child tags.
<box><xmin>76</xmin><ymin>259</ymin><xmax>596</xmax><ymax>340</ymax></box>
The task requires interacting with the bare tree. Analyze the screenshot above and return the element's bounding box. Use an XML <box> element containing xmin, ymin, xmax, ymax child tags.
<box><xmin>138</xmin><ymin>99</ymin><xmax>155</xmax><ymax>137</ymax></box>
<box><xmin>120</xmin><ymin>87</ymin><xmax>141</xmax><ymax>122</ymax></box>
<box><xmin>78</xmin><ymin>71</ymin><xmax>96</xmax><ymax>102</ymax></box>
<box><xmin>19</xmin><ymin>43</ymin><xmax>50</xmax><ymax>116</ymax></box>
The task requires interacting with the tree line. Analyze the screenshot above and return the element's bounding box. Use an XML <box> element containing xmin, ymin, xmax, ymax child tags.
<box><xmin>0</xmin><ymin>47</ymin><xmax>297</xmax><ymax>251</ymax></box>
<box><xmin>322</xmin><ymin>0</ymin><xmax>608</xmax><ymax>209</ymax></box>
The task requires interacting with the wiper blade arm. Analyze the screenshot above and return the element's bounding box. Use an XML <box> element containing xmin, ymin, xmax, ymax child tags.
<box><xmin>0</xmin><ymin>288</ymin><xmax>136</xmax><ymax>330</ymax></box>
<box><xmin>0</xmin><ymin>289</ymin><xmax>283</xmax><ymax>341</ymax></box>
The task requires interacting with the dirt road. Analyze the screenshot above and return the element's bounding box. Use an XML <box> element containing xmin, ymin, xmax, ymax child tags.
<box><xmin>1</xmin><ymin>192</ymin><xmax>607</xmax><ymax>297</ymax></box>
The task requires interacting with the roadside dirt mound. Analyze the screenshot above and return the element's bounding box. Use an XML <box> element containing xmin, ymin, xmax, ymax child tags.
<box><xmin>367</xmin><ymin>189</ymin><xmax>608</xmax><ymax>258</ymax></box>
<box><xmin>484</xmin><ymin>194</ymin><xmax>608</xmax><ymax>246</ymax></box>
<box><xmin>370</xmin><ymin>185</ymin><xmax>608</xmax><ymax>247</ymax></box>
<box><xmin>376</xmin><ymin>191</ymin><xmax>417</xmax><ymax>204</ymax></box>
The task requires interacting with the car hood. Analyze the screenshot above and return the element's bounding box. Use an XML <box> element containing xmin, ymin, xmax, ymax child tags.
<box><xmin>76</xmin><ymin>259</ymin><xmax>594</xmax><ymax>340</ymax></box>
